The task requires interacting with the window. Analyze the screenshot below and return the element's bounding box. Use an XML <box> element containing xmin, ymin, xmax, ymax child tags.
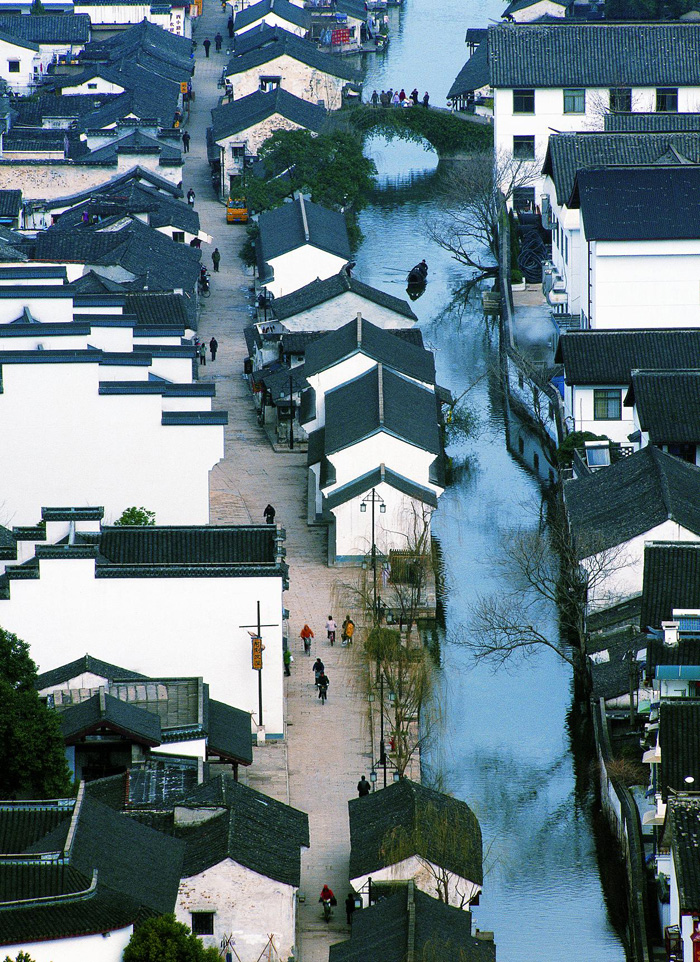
<box><xmin>231</xmin><ymin>145</ymin><xmax>244</xmax><ymax>158</ymax></box>
<box><xmin>593</xmin><ymin>389</ymin><xmax>622</xmax><ymax>420</ymax></box>
<box><xmin>191</xmin><ymin>912</ymin><xmax>214</xmax><ymax>936</ymax></box>
<box><xmin>656</xmin><ymin>87</ymin><xmax>678</xmax><ymax>113</ymax></box>
<box><xmin>513</xmin><ymin>186</ymin><xmax>535</xmax><ymax>211</ymax></box>
<box><xmin>513</xmin><ymin>135</ymin><xmax>535</xmax><ymax>160</ymax></box>
<box><xmin>8</xmin><ymin>60</ymin><xmax>19</xmax><ymax>73</ymax></box>
<box><xmin>172</xmin><ymin>231</ymin><xmax>185</xmax><ymax>243</ymax></box>
<box><xmin>609</xmin><ymin>87</ymin><xmax>632</xmax><ymax>112</ymax></box>
<box><xmin>259</xmin><ymin>75</ymin><xmax>281</xmax><ymax>92</ymax></box>
<box><xmin>513</xmin><ymin>88</ymin><xmax>535</xmax><ymax>113</ymax></box>
<box><xmin>563</xmin><ymin>88</ymin><xmax>585</xmax><ymax>114</ymax></box>
<box><xmin>87</xmin><ymin>82</ymin><xmax>97</xmax><ymax>90</ymax></box>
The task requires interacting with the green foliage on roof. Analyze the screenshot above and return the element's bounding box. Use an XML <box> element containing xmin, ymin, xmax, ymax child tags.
<box><xmin>344</xmin><ymin>104</ymin><xmax>493</xmax><ymax>156</ymax></box>
<box><xmin>124</xmin><ymin>914</ymin><xmax>220</xmax><ymax>962</ymax></box>
<box><xmin>0</xmin><ymin>627</ymin><xmax>73</xmax><ymax>799</ymax></box>
<box><xmin>114</xmin><ymin>506</ymin><xmax>156</xmax><ymax>526</ymax></box>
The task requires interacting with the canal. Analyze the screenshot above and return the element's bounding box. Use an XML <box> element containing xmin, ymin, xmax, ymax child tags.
<box><xmin>350</xmin><ymin>8</ymin><xmax>628</xmax><ymax>961</ymax></box>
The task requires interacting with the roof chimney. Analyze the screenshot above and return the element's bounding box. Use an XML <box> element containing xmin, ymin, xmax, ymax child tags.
<box><xmin>298</xmin><ymin>193</ymin><xmax>309</xmax><ymax>243</ymax></box>
<box><xmin>378</xmin><ymin>364</ymin><xmax>384</xmax><ymax>424</ymax></box>
<box><xmin>356</xmin><ymin>312</ymin><xmax>362</xmax><ymax>345</ymax></box>
<box><xmin>662</xmin><ymin>621</ymin><xmax>679</xmax><ymax>647</ymax></box>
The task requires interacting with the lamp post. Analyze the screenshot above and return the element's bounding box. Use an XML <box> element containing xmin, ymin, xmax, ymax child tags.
<box><xmin>361</xmin><ymin>487</ymin><xmax>387</xmax><ymax>785</ymax></box>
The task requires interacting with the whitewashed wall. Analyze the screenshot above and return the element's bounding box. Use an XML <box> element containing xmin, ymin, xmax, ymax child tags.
<box><xmin>0</xmin><ymin>160</ymin><xmax>183</xmax><ymax>198</ymax></box>
<box><xmin>583</xmin><ymin>523</ymin><xmax>700</xmax><ymax>610</ymax></box>
<box><xmin>565</xmin><ymin>384</ymin><xmax>634</xmax><ymax>443</ymax></box>
<box><xmin>305</xmin><ymin>353</ymin><xmax>376</xmax><ymax>432</ymax></box>
<box><xmin>332</xmin><ymin>488</ymin><xmax>434</xmax><ymax>560</ymax></box>
<box><xmin>265</xmin><ymin>245</ymin><xmax>348</xmax><ymax>298</ymax></box>
<box><xmin>236</xmin><ymin>13</ymin><xmax>307</xmax><ymax>36</ymax></box>
<box><xmin>281</xmin><ymin>291</ymin><xmax>414</xmax><ymax>332</ymax></box>
<box><xmin>176</xmin><ymin>858</ymin><xmax>297</xmax><ymax>962</ymax></box>
<box><xmin>0</xmin><ymin>37</ymin><xmax>39</xmax><ymax>94</ymax></box>
<box><xmin>587</xmin><ymin>239</ymin><xmax>700</xmax><ymax>329</ymax></box>
<box><xmin>510</xmin><ymin>0</ymin><xmax>566</xmax><ymax>20</ymax></box>
<box><xmin>327</xmin><ymin>433</ymin><xmax>438</xmax><ymax>492</ymax></box>
<box><xmin>0</xmin><ymin>561</ymin><xmax>286</xmax><ymax>735</ymax></box>
<box><xmin>0</xmin><ymin>361</ymin><xmax>222</xmax><ymax>527</ymax></box>
<box><xmin>226</xmin><ymin>54</ymin><xmax>347</xmax><ymax>110</ymax></box>
<box><xmin>218</xmin><ymin>114</ymin><xmax>307</xmax><ymax>184</ymax></box>
<box><xmin>352</xmin><ymin>855</ymin><xmax>480</xmax><ymax>910</ymax></box>
<box><xmin>3</xmin><ymin>926</ymin><xmax>132</xmax><ymax>962</ymax></box>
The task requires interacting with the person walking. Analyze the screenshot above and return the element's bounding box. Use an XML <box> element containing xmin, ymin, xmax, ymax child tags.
<box><xmin>182</xmin><ymin>130</ymin><xmax>190</xmax><ymax>153</ymax></box>
<box><xmin>227</xmin><ymin>15</ymin><xmax>234</xmax><ymax>36</ymax></box>
<box><xmin>312</xmin><ymin>656</ymin><xmax>324</xmax><ymax>688</ymax></box>
<box><xmin>392</xmin><ymin>90</ymin><xmax>400</xmax><ymax>107</ymax></box>
<box><xmin>199</xmin><ymin>341</ymin><xmax>207</xmax><ymax>366</ymax></box>
<box><xmin>357</xmin><ymin>774</ymin><xmax>371</xmax><ymax>797</ymax></box>
<box><xmin>422</xmin><ymin>91</ymin><xmax>429</xmax><ymax>108</ymax></box>
<box><xmin>371</xmin><ymin>89</ymin><xmax>379</xmax><ymax>107</ymax></box>
<box><xmin>345</xmin><ymin>893</ymin><xmax>356</xmax><ymax>926</ymax></box>
<box><xmin>325</xmin><ymin>615</ymin><xmax>337</xmax><ymax>645</ymax></box>
<box><xmin>264</xmin><ymin>503</ymin><xmax>276</xmax><ymax>524</ymax></box>
<box><xmin>215</xmin><ymin>32</ymin><xmax>223</xmax><ymax>52</ymax></box>
<box><xmin>212</xmin><ymin>247</ymin><xmax>221</xmax><ymax>272</ymax></box>
<box><xmin>318</xmin><ymin>671</ymin><xmax>329</xmax><ymax>703</ymax></box>
<box><xmin>379</xmin><ymin>89</ymin><xmax>388</xmax><ymax>107</ymax></box>
<box><xmin>209</xmin><ymin>336</ymin><xmax>218</xmax><ymax>361</ymax></box>
<box><xmin>203</xmin><ymin>37</ymin><xmax>211</xmax><ymax>57</ymax></box>
<box><xmin>300</xmin><ymin>623</ymin><xmax>314</xmax><ymax>655</ymax></box>
<box><xmin>187</xmin><ymin>188</ymin><xmax>195</xmax><ymax>206</ymax></box>
<box><xmin>411</xmin><ymin>87</ymin><xmax>419</xmax><ymax>105</ymax></box>
<box><xmin>283</xmin><ymin>648</ymin><xmax>292</xmax><ymax>676</ymax></box>
<box><xmin>398</xmin><ymin>88</ymin><xmax>406</xmax><ymax>103</ymax></box>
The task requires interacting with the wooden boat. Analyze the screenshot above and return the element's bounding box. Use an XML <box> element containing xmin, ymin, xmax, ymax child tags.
<box><xmin>407</xmin><ymin>260</ymin><xmax>428</xmax><ymax>286</ymax></box>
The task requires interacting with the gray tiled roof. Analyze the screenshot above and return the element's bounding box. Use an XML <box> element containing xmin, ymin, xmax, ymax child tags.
<box><xmin>555</xmin><ymin>329</ymin><xmax>700</xmax><ymax>385</ymax></box>
<box><xmin>36</xmin><ymin>654</ymin><xmax>147</xmax><ymax>692</ymax></box>
<box><xmin>646</xmin><ymin>633</ymin><xmax>700</xmax><ymax>675</ymax></box>
<box><xmin>304</xmin><ymin>316</ymin><xmax>434</xmax><ymax>382</ymax></box>
<box><xmin>667</xmin><ymin>797</ymin><xmax>700</xmax><ymax>912</ymax></box>
<box><xmin>59</xmin><ymin>690</ymin><xmax>162</xmax><ymax>744</ymax></box>
<box><xmin>0</xmin><ymin>13</ymin><xmax>90</xmax><ymax>43</ymax></box>
<box><xmin>330</xmin><ymin>887</ymin><xmax>495</xmax><ymax>962</ymax></box>
<box><xmin>56</xmin><ymin>179</ymin><xmax>197</xmax><ymax>235</ymax></box>
<box><xmin>177</xmin><ymin>774</ymin><xmax>309</xmax><ymax>885</ymax></box>
<box><xmin>95</xmin><ymin>525</ymin><xmax>279</xmax><ymax>567</ymax></box>
<box><xmin>605</xmin><ymin>112</ymin><xmax>700</xmax><ymax>133</ymax></box>
<box><xmin>207</xmin><ymin>699</ymin><xmax>253</xmax><ymax>764</ymax></box>
<box><xmin>80</xmin><ymin>19</ymin><xmax>193</xmax><ymax>73</ymax></box>
<box><xmin>626</xmin><ymin>370</ymin><xmax>700</xmax><ymax>443</ymax></box>
<box><xmin>270</xmin><ymin>271</ymin><xmax>417</xmax><ymax>321</ymax></box>
<box><xmin>0</xmin><ymin>802</ymin><xmax>74</xmax><ymax>855</ymax></box>
<box><xmin>641</xmin><ymin>541</ymin><xmax>700</xmax><ymax>630</ymax></box>
<box><xmin>324</xmin><ymin>465</ymin><xmax>439</xmax><ymax>510</ymax></box>
<box><xmin>348</xmin><ymin>779</ymin><xmax>482</xmax><ymax>884</ymax></box>
<box><xmin>212</xmin><ymin>87</ymin><xmax>326</xmax><ymax>143</ymax></box>
<box><xmin>257</xmin><ymin>195</ymin><xmax>350</xmax><ymax>265</ymax></box>
<box><xmin>564</xmin><ymin>446</ymin><xmax>700</xmax><ymax>555</ymax></box>
<box><xmin>488</xmin><ymin>22</ymin><xmax>700</xmax><ymax>88</ymax></box>
<box><xmin>660</xmin><ymin>700</ymin><xmax>700</xmax><ymax>798</ymax></box>
<box><xmin>226</xmin><ymin>25</ymin><xmax>361</xmax><ymax>82</ymax></box>
<box><xmin>125</xmin><ymin>292</ymin><xmax>190</xmax><ymax>327</ymax></box>
<box><xmin>573</xmin><ymin>167</ymin><xmax>700</xmax><ymax>241</ymax></box>
<box><xmin>235</xmin><ymin>0</ymin><xmax>310</xmax><ymax>31</ymax></box>
<box><xmin>543</xmin><ymin>131</ymin><xmax>700</xmax><ymax>206</ymax></box>
<box><xmin>0</xmin><ymin>190</ymin><xmax>21</xmax><ymax>218</ymax></box>
<box><xmin>448</xmin><ymin>41</ymin><xmax>489</xmax><ymax>100</ymax></box>
<box><xmin>325</xmin><ymin>365</ymin><xmax>441</xmax><ymax>456</ymax></box>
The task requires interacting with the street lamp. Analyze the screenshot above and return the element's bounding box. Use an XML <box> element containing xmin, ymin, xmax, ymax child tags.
<box><xmin>361</xmin><ymin>487</ymin><xmax>387</xmax><ymax>787</ymax></box>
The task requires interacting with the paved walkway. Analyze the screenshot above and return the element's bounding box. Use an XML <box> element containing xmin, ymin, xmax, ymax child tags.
<box><xmin>183</xmin><ymin>10</ymin><xmax>373</xmax><ymax>960</ymax></box>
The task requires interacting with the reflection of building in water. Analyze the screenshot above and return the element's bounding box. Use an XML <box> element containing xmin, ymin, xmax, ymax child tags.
<box><xmin>505</xmin><ymin>399</ymin><xmax>559</xmax><ymax>486</ymax></box>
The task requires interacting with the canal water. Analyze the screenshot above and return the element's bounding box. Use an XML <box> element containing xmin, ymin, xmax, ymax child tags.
<box><xmin>351</xmin><ymin>8</ymin><xmax>628</xmax><ymax>961</ymax></box>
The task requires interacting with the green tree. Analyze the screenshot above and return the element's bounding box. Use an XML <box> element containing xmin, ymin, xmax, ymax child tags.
<box><xmin>0</xmin><ymin>628</ymin><xmax>72</xmax><ymax>798</ymax></box>
<box><xmin>4</xmin><ymin>953</ymin><xmax>37</xmax><ymax>962</ymax></box>
<box><xmin>114</xmin><ymin>506</ymin><xmax>156</xmax><ymax>526</ymax></box>
<box><xmin>124</xmin><ymin>915</ymin><xmax>220</xmax><ymax>962</ymax></box>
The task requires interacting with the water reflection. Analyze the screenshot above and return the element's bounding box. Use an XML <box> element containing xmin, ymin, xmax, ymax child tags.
<box><xmin>356</xmin><ymin>129</ymin><xmax>626</xmax><ymax>961</ymax></box>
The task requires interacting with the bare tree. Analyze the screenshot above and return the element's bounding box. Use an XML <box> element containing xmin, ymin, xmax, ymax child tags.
<box><xmin>462</xmin><ymin>496</ymin><xmax>633</xmax><ymax>690</ymax></box>
<box><xmin>426</xmin><ymin>149</ymin><xmax>541</xmax><ymax>280</ymax></box>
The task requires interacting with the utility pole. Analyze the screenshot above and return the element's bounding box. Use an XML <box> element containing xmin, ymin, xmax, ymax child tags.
<box><xmin>239</xmin><ymin>600</ymin><xmax>278</xmax><ymax>729</ymax></box>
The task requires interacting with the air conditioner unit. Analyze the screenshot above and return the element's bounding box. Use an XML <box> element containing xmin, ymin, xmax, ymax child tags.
<box><xmin>546</xmin><ymin>272</ymin><xmax>567</xmax><ymax>305</ymax></box>
<box><xmin>540</xmin><ymin>194</ymin><xmax>554</xmax><ymax>230</ymax></box>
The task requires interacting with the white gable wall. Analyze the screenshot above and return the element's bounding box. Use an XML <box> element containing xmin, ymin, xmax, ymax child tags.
<box><xmin>351</xmin><ymin>854</ymin><xmax>480</xmax><ymax>910</ymax></box>
<box><xmin>509</xmin><ymin>0</ymin><xmax>567</xmax><ymax>20</ymax></box>
<box><xmin>566</xmin><ymin>384</ymin><xmax>634</xmax><ymax>443</ymax></box>
<box><xmin>332</xmin><ymin>487</ymin><xmax>434</xmax><ymax>561</ymax></box>
<box><xmin>305</xmin><ymin>353</ymin><xmax>376</xmax><ymax>431</ymax></box>
<box><xmin>0</xmin><ymin>36</ymin><xmax>39</xmax><ymax>94</ymax></box>
<box><xmin>327</xmin><ymin>432</ymin><xmax>439</xmax><ymax>492</ymax></box>
<box><xmin>583</xmin><ymin>522</ymin><xmax>700</xmax><ymax>610</ymax></box>
<box><xmin>0</xmin><ymin>160</ymin><xmax>183</xmax><ymax>198</ymax></box>
<box><xmin>265</xmin><ymin>244</ymin><xmax>348</xmax><ymax>298</ymax></box>
<box><xmin>0</xmin><ymin>361</ymin><xmax>222</xmax><ymax>527</ymax></box>
<box><xmin>177</xmin><ymin>858</ymin><xmax>297</xmax><ymax>961</ymax></box>
<box><xmin>0</xmin><ymin>560</ymin><xmax>286</xmax><ymax>735</ymax></box>
<box><xmin>236</xmin><ymin>13</ymin><xmax>307</xmax><ymax>36</ymax></box>
<box><xmin>226</xmin><ymin>53</ymin><xmax>347</xmax><ymax>110</ymax></box>
<box><xmin>3</xmin><ymin>926</ymin><xmax>133</xmax><ymax>962</ymax></box>
<box><xmin>280</xmin><ymin>291</ymin><xmax>414</xmax><ymax>332</ymax></box>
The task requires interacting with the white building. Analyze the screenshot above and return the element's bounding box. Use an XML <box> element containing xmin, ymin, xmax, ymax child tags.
<box><xmin>0</xmin><ymin>14</ymin><xmax>90</xmax><ymax>92</ymax></box>
<box><xmin>0</xmin><ymin>31</ymin><xmax>40</xmax><ymax>94</ymax></box>
<box><xmin>224</xmin><ymin>25</ymin><xmax>360</xmax><ymax>110</ymax></box>
<box><xmin>625</xmin><ymin>370</ymin><xmax>700</xmax><ymax>466</ymax></box>
<box><xmin>234</xmin><ymin>0</ymin><xmax>310</xmax><ymax>37</ymax></box>
<box><xmin>0</xmin><ymin>514</ymin><xmax>288</xmax><ymax>737</ymax></box>
<box><xmin>555</xmin><ymin>329</ymin><xmax>700</xmax><ymax>446</ymax></box>
<box><xmin>501</xmin><ymin>0</ymin><xmax>567</xmax><ymax>21</ymax></box>
<box><xmin>564</xmin><ymin>446</ymin><xmax>700</xmax><ymax>610</ymax></box>
<box><xmin>303</xmin><ymin>316</ymin><xmax>444</xmax><ymax>563</ymax></box>
<box><xmin>256</xmin><ymin>194</ymin><xmax>351</xmax><ymax>299</ymax></box>
<box><xmin>170</xmin><ymin>775</ymin><xmax>309</xmax><ymax>962</ymax></box>
<box><xmin>269</xmin><ymin>271</ymin><xmax>417</xmax><ymax>331</ymax></box>
<box><xmin>74</xmin><ymin>0</ymin><xmax>193</xmax><ymax>37</ymax></box>
<box><xmin>210</xmin><ymin>87</ymin><xmax>326</xmax><ymax>195</ymax></box>
<box><xmin>487</xmin><ymin>22</ymin><xmax>700</xmax><ymax>199</ymax></box>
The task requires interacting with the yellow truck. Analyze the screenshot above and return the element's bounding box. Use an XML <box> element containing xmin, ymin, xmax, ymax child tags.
<box><xmin>226</xmin><ymin>197</ymin><xmax>249</xmax><ymax>223</ymax></box>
